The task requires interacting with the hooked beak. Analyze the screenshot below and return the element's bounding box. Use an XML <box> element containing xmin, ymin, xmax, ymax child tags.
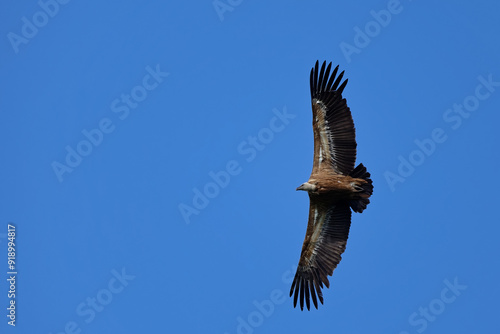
<box><xmin>296</xmin><ymin>184</ymin><xmax>305</xmax><ymax>191</ymax></box>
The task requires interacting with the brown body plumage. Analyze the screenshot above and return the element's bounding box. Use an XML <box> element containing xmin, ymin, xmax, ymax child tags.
<box><xmin>303</xmin><ymin>172</ymin><xmax>369</xmax><ymax>196</ymax></box>
<box><xmin>290</xmin><ymin>61</ymin><xmax>373</xmax><ymax>311</ymax></box>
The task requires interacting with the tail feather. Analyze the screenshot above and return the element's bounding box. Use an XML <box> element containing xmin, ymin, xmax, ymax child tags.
<box><xmin>349</xmin><ymin>163</ymin><xmax>373</xmax><ymax>213</ymax></box>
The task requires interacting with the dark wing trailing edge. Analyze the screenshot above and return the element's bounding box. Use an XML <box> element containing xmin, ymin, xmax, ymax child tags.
<box><xmin>310</xmin><ymin>61</ymin><xmax>357</xmax><ymax>175</ymax></box>
<box><xmin>290</xmin><ymin>203</ymin><xmax>352</xmax><ymax>310</ymax></box>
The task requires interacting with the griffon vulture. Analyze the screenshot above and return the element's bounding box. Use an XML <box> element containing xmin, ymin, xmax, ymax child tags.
<box><xmin>290</xmin><ymin>61</ymin><xmax>374</xmax><ymax>311</ymax></box>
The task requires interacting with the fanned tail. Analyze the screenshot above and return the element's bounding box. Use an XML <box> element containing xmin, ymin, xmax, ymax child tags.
<box><xmin>349</xmin><ymin>163</ymin><xmax>373</xmax><ymax>213</ymax></box>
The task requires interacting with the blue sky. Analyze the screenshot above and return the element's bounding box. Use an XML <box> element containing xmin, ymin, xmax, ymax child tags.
<box><xmin>1</xmin><ymin>0</ymin><xmax>500</xmax><ymax>333</ymax></box>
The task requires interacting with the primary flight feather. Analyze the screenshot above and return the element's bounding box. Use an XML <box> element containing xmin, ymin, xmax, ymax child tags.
<box><xmin>290</xmin><ymin>61</ymin><xmax>374</xmax><ymax>311</ymax></box>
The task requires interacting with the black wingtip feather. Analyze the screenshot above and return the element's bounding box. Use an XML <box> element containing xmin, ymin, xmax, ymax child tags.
<box><xmin>332</xmin><ymin>70</ymin><xmax>345</xmax><ymax>91</ymax></box>
<box><xmin>313</xmin><ymin>61</ymin><xmax>319</xmax><ymax>96</ymax></box>
<box><xmin>326</xmin><ymin>65</ymin><xmax>339</xmax><ymax>92</ymax></box>
<box><xmin>321</xmin><ymin>62</ymin><xmax>332</xmax><ymax>93</ymax></box>
<box><xmin>310</xmin><ymin>68</ymin><xmax>314</xmax><ymax>99</ymax></box>
<box><xmin>338</xmin><ymin>78</ymin><xmax>348</xmax><ymax>94</ymax></box>
<box><xmin>290</xmin><ymin>275</ymin><xmax>297</xmax><ymax>297</ymax></box>
<box><xmin>293</xmin><ymin>277</ymin><xmax>300</xmax><ymax>307</ymax></box>
<box><xmin>299</xmin><ymin>278</ymin><xmax>305</xmax><ymax>311</ymax></box>
<box><xmin>305</xmin><ymin>280</ymin><xmax>311</xmax><ymax>310</ymax></box>
<box><xmin>318</xmin><ymin>61</ymin><xmax>327</xmax><ymax>96</ymax></box>
<box><xmin>309</xmin><ymin>280</ymin><xmax>318</xmax><ymax>309</ymax></box>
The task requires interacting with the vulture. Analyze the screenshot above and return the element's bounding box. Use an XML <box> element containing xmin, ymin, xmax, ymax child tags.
<box><xmin>290</xmin><ymin>61</ymin><xmax>373</xmax><ymax>311</ymax></box>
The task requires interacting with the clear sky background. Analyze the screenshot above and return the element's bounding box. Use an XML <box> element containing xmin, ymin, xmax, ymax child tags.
<box><xmin>1</xmin><ymin>1</ymin><xmax>500</xmax><ymax>333</ymax></box>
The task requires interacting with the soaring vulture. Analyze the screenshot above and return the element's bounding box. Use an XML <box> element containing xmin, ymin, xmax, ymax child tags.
<box><xmin>290</xmin><ymin>61</ymin><xmax>373</xmax><ymax>311</ymax></box>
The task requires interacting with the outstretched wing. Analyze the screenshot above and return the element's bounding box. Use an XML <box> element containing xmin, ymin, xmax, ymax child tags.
<box><xmin>290</xmin><ymin>202</ymin><xmax>352</xmax><ymax>310</ymax></box>
<box><xmin>310</xmin><ymin>61</ymin><xmax>357</xmax><ymax>175</ymax></box>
